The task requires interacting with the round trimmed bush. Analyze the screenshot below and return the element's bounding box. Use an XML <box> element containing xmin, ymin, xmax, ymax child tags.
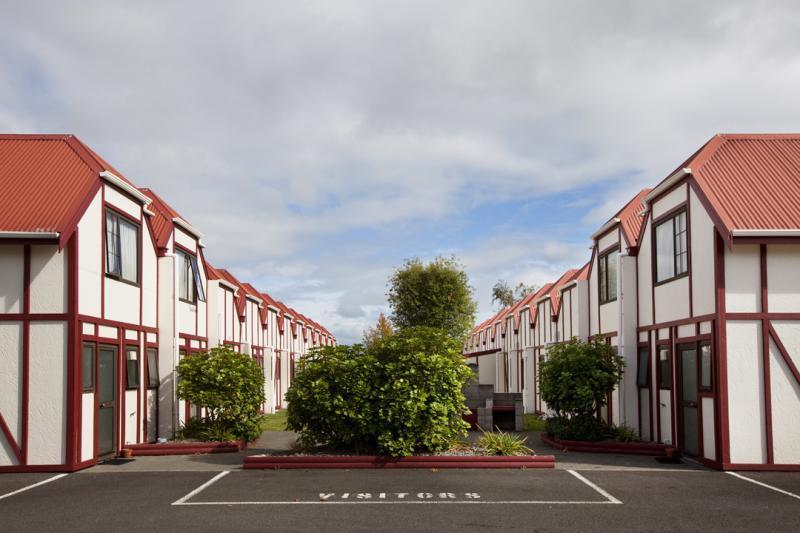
<box><xmin>286</xmin><ymin>327</ymin><xmax>473</xmax><ymax>456</ymax></box>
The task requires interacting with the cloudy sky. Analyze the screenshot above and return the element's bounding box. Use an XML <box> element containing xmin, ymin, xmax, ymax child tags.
<box><xmin>2</xmin><ymin>1</ymin><xmax>799</xmax><ymax>342</ymax></box>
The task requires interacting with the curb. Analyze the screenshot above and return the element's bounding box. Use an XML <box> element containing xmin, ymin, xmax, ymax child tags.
<box><xmin>540</xmin><ymin>434</ymin><xmax>668</xmax><ymax>456</ymax></box>
<box><xmin>127</xmin><ymin>441</ymin><xmax>245</xmax><ymax>456</ymax></box>
<box><xmin>244</xmin><ymin>454</ymin><xmax>556</xmax><ymax>469</ymax></box>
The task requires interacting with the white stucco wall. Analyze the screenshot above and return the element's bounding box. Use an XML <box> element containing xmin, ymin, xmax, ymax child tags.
<box><xmin>702</xmin><ymin>396</ymin><xmax>716</xmax><ymax>461</ymax></box>
<box><xmin>179</xmin><ymin>300</ymin><xmax>197</xmax><ymax>335</ymax></box>
<box><xmin>597</xmin><ymin>228</ymin><xmax>620</xmax><ymax>253</ymax></box>
<box><xmin>29</xmin><ymin>245</ymin><xmax>67</xmax><ymax>314</ymax></box>
<box><xmin>651</xmin><ymin>183</ymin><xmax>686</xmax><ymax>219</ymax></box>
<box><xmin>589</xmin><ymin>256</ymin><xmax>600</xmax><ymax>334</ymax></box>
<box><xmin>637</xmin><ymin>223</ymin><xmax>653</xmax><ymax>326</ymax></box>
<box><xmin>0</xmin><ymin>245</ymin><xmax>24</xmax><ymax>313</ymax></box>
<box><xmin>659</xmin><ymin>389</ymin><xmax>672</xmax><ymax>445</ymax></box>
<box><xmin>174</xmin><ymin>227</ymin><xmax>197</xmax><ymax>252</ymax></box>
<box><xmin>726</xmin><ymin>320</ymin><xmax>767</xmax><ymax>464</ymax></box>
<box><xmin>28</xmin><ymin>321</ymin><xmax>67</xmax><ymax>465</ymax></box>
<box><xmin>639</xmin><ymin>388</ymin><xmax>651</xmax><ymax>441</ymax></box>
<box><xmin>0</xmin><ymin>322</ymin><xmax>22</xmax><ymax>465</ymax></box>
<box><xmin>146</xmin><ymin>389</ymin><xmax>157</xmax><ymax>442</ymax></box>
<box><xmin>654</xmin><ymin>276</ymin><xmax>690</xmax><ymax>323</ymax></box>
<box><xmin>769</xmin><ymin>321</ymin><xmax>800</xmax><ymax>464</ymax></box>
<box><xmin>81</xmin><ymin>392</ymin><xmax>94</xmax><ymax>462</ymax></box>
<box><xmin>725</xmin><ymin>245</ymin><xmax>761</xmax><ymax>313</ymax></box>
<box><xmin>689</xmin><ymin>189</ymin><xmax>716</xmax><ymax>316</ymax></box>
<box><xmin>599</xmin><ymin>302</ymin><xmax>617</xmax><ymax>334</ymax></box>
<box><xmin>104</xmin><ymin>185</ymin><xmax>141</xmax><ymax>220</ymax></box>
<box><xmin>105</xmin><ymin>278</ymin><xmax>139</xmax><ymax>324</ymax></box>
<box><xmin>124</xmin><ymin>389</ymin><xmax>138</xmax><ymax>445</ymax></box>
<box><xmin>478</xmin><ymin>354</ymin><xmax>497</xmax><ymax>386</ymax></box>
<box><xmin>767</xmin><ymin>245</ymin><xmax>800</xmax><ymax>313</ymax></box>
<box><xmin>141</xmin><ymin>221</ymin><xmax>157</xmax><ymax>329</ymax></box>
<box><xmin>77</xmin><ymin>190</ymin><xmax>102</xmax><ymax>318</ymax></box>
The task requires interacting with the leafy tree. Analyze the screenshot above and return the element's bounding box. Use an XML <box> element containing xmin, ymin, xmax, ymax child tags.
<box><xmin>387</xmin><ymin>256</ymin><xmax>477</xmax><ymax>340</ymax></box>
<box><xmin>362</xmin><ymin>313</ymin><xmax>394</xmax><ymax>350</ymax></box>
<box><xmin>177</xmin><ymin>347</ymin><xmax>265</xmax><ymax>442</ymax></box>
<box><xmin>286</xmin><ymin>327</ymin><xmax>473</xmax><ymax>456</ymax></box>
<box><xmin>492</xmin><ymin>280</ymin><xmax>539</xmax><ymax>309</ymax></box>
<box><xmin>539</xmin><ymin>338</ymin><xmax>624</xmax><ymax>441</ymax></box>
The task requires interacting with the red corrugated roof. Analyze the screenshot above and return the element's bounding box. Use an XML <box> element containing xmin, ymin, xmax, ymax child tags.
<box><xmin>522</xmin><ymin>282</ymin><xmax>554</xmax><ymax>327</ymax></box>
<box><xmin>0</xmin><ymin>134</ymin><xmax>136</xmax><ymax>247</ymax></box>
<box><xmin>680</xmin><ymin>134</ymin><xmax>800</xmax><ymax>235</ymax></box>
<box><xmin>139</xmin><ymin>187</ymin><xmax>189</xmax><ymax>252</ymax></box>
<box><xmin>216</xmin><ymin>269</ymin><xmax>247</xmax><ymax>318</ymax></box>
<box><xmin>548</xmin><ymin>268</ymin><xmax>579</xmax><ymax>317</ymax></box>
<box><xmin>618</xmin><ymin>189</ymin><xmax>650</xmax><ymax>249</ymax></box>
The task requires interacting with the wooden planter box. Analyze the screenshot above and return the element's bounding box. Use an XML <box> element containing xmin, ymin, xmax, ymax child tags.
<box><xmin>244</xmin><ymin>454</ymin><xmax>556</xmax><ymax>469</ymax></box>
<box><xmin>540</xmin><ymin>433</ymin><xmax>668</xmax><ymax>456</ymax></box>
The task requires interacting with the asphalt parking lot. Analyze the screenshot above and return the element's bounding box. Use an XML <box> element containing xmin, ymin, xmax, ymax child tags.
<box><xmin>1</xmin><ymin>465</ymin><xmax>799</xmax><ymax>532</ymax></box>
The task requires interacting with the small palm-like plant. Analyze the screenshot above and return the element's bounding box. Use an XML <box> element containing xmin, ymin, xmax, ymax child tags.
<box><xmin>477</xmin><ymin>427</ymin><xmax>534</xmax><ymax>456</ymax></box>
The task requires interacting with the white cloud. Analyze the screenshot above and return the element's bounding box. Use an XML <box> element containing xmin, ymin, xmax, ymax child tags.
<box><xmin>2</xmin><ymin>0</ymin><xmax>800</xmax><ymax>342</ymax></box>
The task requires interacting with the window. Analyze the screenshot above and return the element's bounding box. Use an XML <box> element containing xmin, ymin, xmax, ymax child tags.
<box><xmin>125</xmin><ymin>347</ymin><xmax>140</xmax><ymax>389</ymax></box>
<box><xmin>700</xmin><ymin>343</ymin><xmax>713</xmax><ymax>390</ymax></box>
<box><xmin>637</xmin><ymin>347</ymin><xmax>649</xmax><ymax>387</ymax></box>
<box><xmin>146</xmin><ymin>348</ymin><xmax>159</xmax><ymax>389</ymax></box>
<box><xmin>105</xmin><ymin>210</ymin><xmax>139</xmax><ymax>284</ymax></box>
<box><xmin>658</xmin><ymin>346</ymin><xmax>672</xmax><ymax>389</ymax></box>
<box><xmin>598</xmin><ymin>249</ymin><xmax>618</xmax><ymax>303</ymax></box>
<box><xmin>654</xmin><ymin>210</ymin><xmax>688</xmax><ymax>283</ymax></box>
<box><xmin>82</xmin><ymin>343</ymin><xmax>95</xmax><ymax>392</ymax></box>
<box><xmin>177</xmin><ymin>250</ymin><xmax>206</xmax><ymax>303</ymax></box>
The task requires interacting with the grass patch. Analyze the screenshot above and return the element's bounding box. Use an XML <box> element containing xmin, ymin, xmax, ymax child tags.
<box><xmin>477</xmin><ymin>428</ymin><xmax>533</xmax><ymax>456</ymax></box>
<box><xmin>523</xmin><ymin>414</ymin><xmax>546</xmax><ymax>432</ymax></box>
<box><xmin>260</xmin><ymin>410</ymin><xmax>288</xmax><ymax>431</ymax></box>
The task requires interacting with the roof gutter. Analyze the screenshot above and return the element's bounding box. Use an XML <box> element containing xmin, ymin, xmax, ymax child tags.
<box><xmin>643</xmin><ymin>168</ymin><xmax>691</xmax><ymax>206</ymax></box>
<box><xmin>590</xmin><ymin>217</ymin><xmax>620</xmax><ymax>240</ymax></box>
<box><xmin>0</xmin><ymin>231</ymin><xmax>60</xmax><ymax>239</ymax></box>
<box><xmin>217</xmin><ymin>279</ymin><xmax>239</xmax><ymax>292</ymax></box>
<box><xmin>100</xmin><ymin>171</ymin><xmax>153</xmax><ymax>206</ymax></box>
<box><xmin>172</xmin><ymin>217</ymin><xmax>205</xmax><ymax>246</ymax></box>
<box><xmin>732</xmin><ymin>229</ymin><xmax>800</xmax><ymax>237</ymax></box>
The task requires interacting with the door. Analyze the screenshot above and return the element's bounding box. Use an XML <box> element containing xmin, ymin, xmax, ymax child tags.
<box><xmin>98</xmin><ymin>346</ymin><xmax>117</xmax><ymax>456</ymax></box>
<box><xmin>678</xmin><ymin>345</ymin><xmax>699</xmax><ymax>456</ymax></box>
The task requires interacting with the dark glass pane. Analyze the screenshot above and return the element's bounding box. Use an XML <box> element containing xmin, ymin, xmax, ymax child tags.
<box><xmin>82</xmin><ymin>344</ymin><xmax>95</xmax><ymax>391</ymax></box>
<box><xmin>98</xmin><ymin>348</ymin><xmax>116</xmax><ymax>403</ymax></box>
<box><xmin>659</xmin><ymin>348</ymin><xmax>671</xmax><ymax>389</ymax></box>
<box><xmin>147</xmin><ymin>348</ymin><xmax>159</xmax><ymax>389</ymax></box>
<box><xmin>607</xmin><ymin>251</ymin><xmax>618</xmax><ymax>301</ymax></box>
<box><xmin>700</xmin><ymin>344</ymin><xmax>712</xmax><ymax>389</ymax></box>
<box><xmin>681</xmin><ymin>347</ymin><xmax>697</xmax><ymax>402</ymax></box>
<box><xmin>126</xmin><ymin>348</ymin><xmax>139</xmax><ymax>389</ymax></box>
<box><xmin>637</xmin><ymin>348</ymin><xmax>649</xmax><ymax>386</ymax></box>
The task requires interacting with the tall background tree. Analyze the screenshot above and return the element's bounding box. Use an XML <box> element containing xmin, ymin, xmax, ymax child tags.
<box><xmin>387</xmin><ymin>256</ymin><xmax>477</xmax><ymax>340</ymax></box>
<box><xmin>491</xmin><ymin>280</ymin><xmax>539</xmax><ymax>309</ymax></box>
<box><xmin>362</xmin><ymin>312</ymin><xmax>394</xmax><ymax>349</ymax></box>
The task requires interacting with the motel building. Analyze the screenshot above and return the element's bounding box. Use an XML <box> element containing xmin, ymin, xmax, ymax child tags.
<box><xmin>0</xmin><ymin>134</ymin><xmax>333</xmax><ymax>472</ymax></box>
<box><xmin>466</xmin><ymin>134</ymin><xmax>800</xmax><ymax>470</ymax></box>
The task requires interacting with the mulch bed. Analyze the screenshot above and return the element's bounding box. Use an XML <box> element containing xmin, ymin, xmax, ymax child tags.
<box><xmin>540</xmin><ymin>433</ymin><xmax>669</xmax><ymax>456</ymax></box>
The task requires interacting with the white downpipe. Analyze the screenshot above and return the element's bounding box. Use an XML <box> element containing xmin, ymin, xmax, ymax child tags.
<box><xmin>167</xmin><ymin>252</ymin><xmax>180</xmax><ymax>435</ymax></box>
<box><xmin>617</xmin><ymin>251</ymin><xmax>628</xmax><ymax>427</ymax></box>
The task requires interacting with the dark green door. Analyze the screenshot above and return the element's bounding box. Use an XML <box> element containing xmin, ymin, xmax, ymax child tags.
<box><xmin>98</xmin><ymin>346</ymin><xmax>117</xmax><ymax>456</ymax></box>
<box><xmin>679</xmin><ymin>346</ymin><xmax>699</xmax><ymax>456</ymax></box>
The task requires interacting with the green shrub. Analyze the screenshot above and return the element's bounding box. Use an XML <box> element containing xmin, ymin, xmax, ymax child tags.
<box><xmin>612</xmin><ymin>424</ymin><xmax>639</xmax><ymax>443</ymax></box>
<box><xmin>286</xmin><ymin>327</ymin><xmax>473</xmax><ymax>456</ymax></box>
<box><xmin>178</xmin><ymin>416</ymin><xmax>237</xmax><ymax>442</ymax></box>
<box><xmin>477</xmin><ymin>428</ymin><xmax>533</xmax><ymax>456</ymax></box>
<box><xmin>177</xmin><ymin>347</ymin><xmax>265</xmax><ymax>442</ymax></box>
<box><xmin>538</xmin><ymin>338</ymin><xmax>624</xmax><ymax>441</ymax></box>
<box><xmin>544</xmin><ymin>415</ymin><xmax>612</xmax><ymax>441</ymax></box>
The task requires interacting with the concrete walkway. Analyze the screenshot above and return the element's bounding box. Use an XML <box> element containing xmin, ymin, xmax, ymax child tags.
<box><xmin>85</xmin><ymin>430</ymin><xmax>707</xmax><ymax>473</ymax></box>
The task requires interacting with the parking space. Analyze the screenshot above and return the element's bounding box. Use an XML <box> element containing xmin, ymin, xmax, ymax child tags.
<box><xmin>0</xmin><ymin>473</ymin><xmax>66</xmax><ymax>501</ymax></box>
<box><xmin>0</xmin><ymin>468</ymin><xmax>798</xmax><ymax>532</ymax></box>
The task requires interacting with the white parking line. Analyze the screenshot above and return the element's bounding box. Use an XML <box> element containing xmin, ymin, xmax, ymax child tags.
<box><xmin>567</xmin><ymin>470</ymin><xmax>622</xmax><ymax>504</ymax></box>
<box><xmin>171</xmin><ymin>471</ymin><xmax>231</xmax><ymax>506</ymax></box>
<box><xmin>726</xmin><ymin>472</ymin><xmax>800</xmax><ymax>501</ymax></box>
<box><xmin>0</xmin><ymin>474</ymin><xmax>68</xmax><ymax>501</ymax></box>
<box><xmin>171</xmin><ymin>469</ymin><xmax>623</xmax><ymax>506</ymax></box>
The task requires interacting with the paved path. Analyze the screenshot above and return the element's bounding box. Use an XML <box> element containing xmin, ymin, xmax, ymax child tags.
<box><xmin>2</xmin><ymin>432</ymin><xmax>798</xmax><ymax>532</ymax></box>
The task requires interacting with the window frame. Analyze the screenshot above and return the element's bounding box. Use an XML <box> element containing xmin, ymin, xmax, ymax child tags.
<box><xmin>125</xmin><ymin>346</ymin><xmax>140</xmax><ymax>390</ymax></box>
<box><xmin>598</xmin><ymin>246</ymin><xmax>619</xmax><ymax>304</ymax></box>
<box><xmin>82</xmin><ymin>342</ymin><xmax>95</xmax><ymax>392</ymax></box>
<box><xmin>104</xmin><ymin>207</ymin><xmax>141</xmax><ymax>286</ymax></box>
<box><xmin>146</xmin><ymin>348</ymin><xmax>159</xmax><ymax>389</ymax></box>
<box><xmin>653</xmin><ymin>208</ymin><xmax>689</xmax><ymax>285</ymax></box>
<box><xmin>176</xmin><ymin>248</ymin><xmax>206</xmax><ymax>304</ymax></box>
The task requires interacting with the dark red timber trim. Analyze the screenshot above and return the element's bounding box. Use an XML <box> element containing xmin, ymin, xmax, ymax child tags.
<box><xmin>686</xmin><ymin>186</ymin><xmax>694</xmax><ymax>317</ymax></box>
<box><xmin>100</xmin><ymin>186</ymin><xmax>105</xmax><ymax>319</ymax></box>
<box><xmin>21</xmin><ymin>244</ymin><xmax>31</xmax><ymax>465</ymax></box>
<box><xmin>637</xmin><ymin>314</ymin><xmax>716</xmax><ymax>332</ymax></box>
<box><xmin>722</xmin><ymin>463</ymin><xmax>800</xmax><ymax>472</ymax></box>
<box><xmin>0</xmin><ymin>458</ymin><xmax>97</xmax><ymax>474</ymax></box>
<box><xmin>0</xmin><ymin>414</ymin><xmax>22</xmax><ymax>463</ymax></box>
<box><xmin>768</xmin><ymin>323</ymin><xmax>800</xmax><ymax>388</ymax></box>
<box><xmin>759</xmin><ymin>244</ymin><xmax>773</xmax><ymax>464</ymax></box>
<box><xmin>66</xmin><ymin>232</ymin><xmax>80</xmax><ymax>466</ymax></box>
<box><xmin>244</xmin><ymin>454</ymin><xmax>556</xmax><ymax>470</ymax></box>
<box><xmin>714</xmin><ymin>231</ymin><xmax>731</xmax><ymax>464</ymax></box>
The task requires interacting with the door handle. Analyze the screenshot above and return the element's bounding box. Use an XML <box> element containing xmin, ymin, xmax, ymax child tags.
<box><xmin>99</xmin><ymin>401</ymin><xmax>114</xmax><ymax>408</ymax></box>
<box><xmin>684</xmin><ymin>401</ymin><xmax>697</xmax><ymax>408</ymax></box>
